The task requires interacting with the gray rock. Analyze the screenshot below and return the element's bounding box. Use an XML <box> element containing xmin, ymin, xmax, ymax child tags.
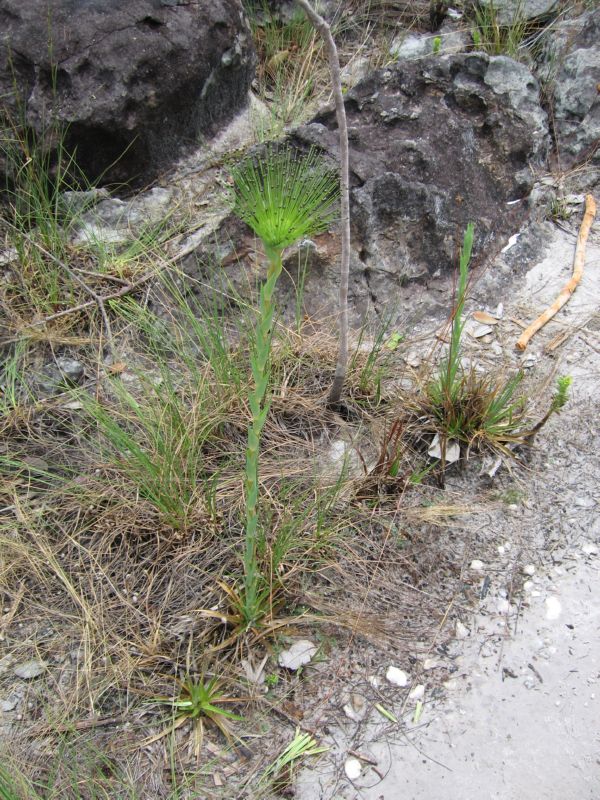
<box><xmin>1</xmin><ymin>693</ymin><xmax>21</xmax><ymax>712</ymax></box>
<box><xmin>478</xmin><ymin>0</ymin><xmax>558</xmax><ymax>24</ymax></box>
<box><xmin>537</xmin><ymin>9</ymin><xmax>600</xmax><ymax>168</ymax></box>
<box><xmin>0</xmin><ymin>0</ymin><xmax>256</xmax><ymax>188</ymax></box>
<box><xmin>55</xmin><ymin>357</ymin><xmax>85</xmax><ymax>384</ymax></box>
<box><xmin>72</xmin><ymin>187</ymin><xmax>173</xmax><ymax>246</ymax></box>
<box><xmin>295</xmin><ymin>53</ymin><xmax>548</xmax><ymax>299</ymax></box>
<box><xmin>14</xmin><ymin>659</ymin><xmax>46</xmax><ymax>679</ymax></box>
<box><xmin>390</xmin><ymin>22</ymin><xmax>468</xmax><ymax>61</ymax></box>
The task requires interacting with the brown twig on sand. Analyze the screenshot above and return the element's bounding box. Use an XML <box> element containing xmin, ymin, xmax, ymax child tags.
<box><xmin>516</xmin><ymin>193</ymin><xmax>597</xmax><ymax>351</ymax></box>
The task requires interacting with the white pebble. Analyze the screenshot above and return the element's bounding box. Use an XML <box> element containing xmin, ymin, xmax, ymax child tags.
<box><xmin>523</xmin><ymin>580</ymin><xmax>534</xmax><ymax>592</ymax></box>
<box><xmin>582</xmin><ymin>543</ymin><xmax>598</xmax><ymax>556</ymax></box>
<box><xmin>522</xmin><ymin>564</ymin><xmax>536</xmax><ymax>576</ymax></box>
<box><xmin>409</xmin><ymin>684</ymin><xmax>425</xmax><ymax>700</ymax></box>
<box><xmin>470</xmin><ymin>559</ymin><xmax>485</xmax><ymax>571</ymax></box>
<box><xmin>545</xmin><ymin>597</ymin><xmax>562</xmax><ymax>620</ymax></box>
<box><xmin>367</xmin><ymin>674</ymin><xmax>381</xmax><ymax>689</ymax></box>
<box><xmin>497</xmin><ymin>598</ymin><xmax>510</xmax><ymax>614</ymax></box>
<box><xmin>455</xmin><ymin>621</ymin><xmax>469</xmax><ymax>639</ymax></box>
<box><xmin>386</xmin><ymin>666</ymin><xmax>409</xmax><ymax>687</ymax></box>
<box><xmin>344</xmin><ymin>757</ymin><xmax>362</xmax><ymax>781</ymax></box>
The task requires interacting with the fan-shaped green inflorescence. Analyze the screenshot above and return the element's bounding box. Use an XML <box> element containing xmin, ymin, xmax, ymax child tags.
<box><xmin>231</xmin><ymin>145</ymin><xmax>339</xmax><ymax>258</ymax></box>
<box><xmin>230</xmin><ymin>145</ymin><xmax>339</xmax><ymax>627</ymax></box>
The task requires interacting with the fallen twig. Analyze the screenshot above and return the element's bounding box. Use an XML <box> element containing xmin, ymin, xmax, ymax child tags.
<box><xmin>516</xmin><ymin>193</ymin><xmax>597</xmax><ymax>351</ymax></box>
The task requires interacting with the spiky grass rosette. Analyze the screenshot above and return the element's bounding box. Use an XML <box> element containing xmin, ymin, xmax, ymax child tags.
<box><xmin>230</xmin><ymin>145</ymin><xmax>339</xmax><ymax>257</ymax></box>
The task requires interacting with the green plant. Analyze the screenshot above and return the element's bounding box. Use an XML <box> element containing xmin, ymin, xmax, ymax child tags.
<box><xmin>523</xmin><ymin>374</ymin><xmax>572</xmax><ymax>441</ymax></box>
<box><xmin>258</xmin><ymin>728</ymin><xmax>328</xmax><ymax>790</ymax></box>
<box><xmin>145</xmin><ymin>675</ymin><xmax>243</xmax><ymax>760</ymax></box>
<box><xmin>470</xmin><ymin>0</ymin><xmax>530</xmax><ymax>59</ymax></box>
<box><xmin>432</xmin><ymin>223</ymin><xmax>474</xmax><ymax>406</ymax></box>
<box><xmin>421</xmin><ymin>225</ymin><xmax>533</xmax><ymax>459</ymax></box>
<box><xmin>82</xmin><ymin>366</ymin><xmax>220</xmax><ymax>530</ymax></box>
<box><xmin>432</xmin><ymin>35</ymin><xmax>442</xmax><ymax>54</ymax></box>
<box><xmin>247</xmin><ymin>2</ymin><xmax>326</xmax><ymax>138</ymax></box>
<box><xmin>230</xmin><ymin>144</ymin><xmax>338</xmax><ymax>628</ymax></box>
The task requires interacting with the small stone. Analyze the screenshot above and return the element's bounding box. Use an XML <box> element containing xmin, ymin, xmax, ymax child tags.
<box><xmin>386</xmin><ymin>666</ymin><xmax>409</xmax><ymax>687</ymax></box>
<box><xmin>496</xmin><ymin>598</ymin><xmax>510</xmax><ymax>614</ymax></box>
<box><xmin>582</xmin><ymin>543</ymin><xmax>598</xmax><ymax>556</ymax></box>
<box><xmin>1</xmin><ymin>695</ymin><xmax>20</xmax><ymax>712</ymax></box>
<box><xmin>470</xmin><ymin>559</ymin><xmax>485</xmax><ymax>571</ymax></box>
<box><xmin>344</xmin><ymin>757</ymin><xmax>362</xmax><ymax>781</ymax></box>
<box><xmin>473</xmin><ymin>311</ymin><xmax>499</xmax><ymax>325</ymax></box>
<box><xmin>55</xmin><ymin>357</ymin><xmax>85</xmax><ymax>384</ymax></box>
<box><xmin>523</xmin><ymin>580</ymin><xmax>534</xmax><ymax>592</ymax></box>
<box><xmin>14</xmin><ymin>659</ymin><xmax>46</xmax><ymax>680</ymax></box>
<box><xmin>545</xmin><ymin>597</ymin><xmax>562</xmax><ymax>620</ymax></box>
<box><xmin>423</xmin><ymin>658</ymin><xmax>439</xmax><ymax>671</ymax></box>
<box><xmin>342</xmin><ymin>693</ymin><xmax>368</xmax><ymax>722</ymax></box>
<box><xmin>367</xmin><ymin>674</ymin><xmax>381</xmax><ymax>689</ymax></box>
<box><xmin>455</xmin><ymin>621</ymin><xmax>469</xmax><ymax>639</ymax></box>
<box><xmin>278</xmin><ymin>640</ymin><xmax>317</xmax><ymax>671</ymax></box>
<box><xmin>409</xmin><ymin>684</ymin><xmax>425</xmax><ymax>700</ymax></box>
<box><xmin>523</xmin><ymin>564</ymin><xmax>536</xmax><ymax>576</ymax></box>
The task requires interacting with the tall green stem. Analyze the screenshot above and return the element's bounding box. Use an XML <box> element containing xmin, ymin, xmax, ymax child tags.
<box><xmin>243</xmin><ymin>247</ymin><xmax>283</xmax><ymax>624</ymax></box>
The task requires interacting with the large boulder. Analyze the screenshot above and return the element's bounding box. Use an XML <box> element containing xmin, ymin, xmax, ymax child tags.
<box><xmin>0</xmin><ymin>0</ymin><xmax>256</xmax><ymax>187</ymax></box>
<box><xmin>537</xmin><ymin>8</ymin><xmax>600</xmax><ymax>170</ymax></box>
<box><xmin>293</xmin><ymin>53</ymin><xmax>548</xmax><ymax>295</ymax></box>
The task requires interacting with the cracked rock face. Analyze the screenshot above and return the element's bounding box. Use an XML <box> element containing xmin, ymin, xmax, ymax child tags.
<box><xmin>0</xmin><ymin>0</ymin><xmax>256</xmax><ymax>187</ymax></box>
<box><xmin>292</xmin><ymin>53</ymin><xmax>548</xmax><ymax>308</ymax></box>
<box><xmin>538</xmin><ymin>8</ymin><xmax>600</xmax><ymax>170</ymax></box>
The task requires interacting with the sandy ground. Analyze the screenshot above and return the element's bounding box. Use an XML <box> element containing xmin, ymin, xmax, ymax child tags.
<box><xmin>297</xmin><ymin>213</ymin><xmax>600</xmax><ymax>800</ymax></box>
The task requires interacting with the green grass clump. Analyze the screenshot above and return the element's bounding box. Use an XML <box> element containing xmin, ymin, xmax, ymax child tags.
<box><xmin>82</xmin><ymin>366</ymin><xmax>221</xmax><ymax>531</ymax></box>
<box><xmin>470</xmin><ymin>1</ymin><xmax>531</xmax><ymax>59</ymax></box>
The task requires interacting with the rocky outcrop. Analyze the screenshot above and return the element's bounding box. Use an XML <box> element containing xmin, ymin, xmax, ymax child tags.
<box><xmin>293</xmin><ymin>53</ymin><xmax>548</xmax><ymax>297</ymax></box>
<box><xmin>538</xmin><ymin>9</ymin><xmax>600</xmax><ymax>169</ymax></box>
<box><xmin>0</xmin><ymin>0</ymin><xmax>256</xmax><ymax>187</ymax></box>
<box><xmin>477</xmin><ymin>0</ymin><xmax>558</xmax><ymax>24</ymax></box>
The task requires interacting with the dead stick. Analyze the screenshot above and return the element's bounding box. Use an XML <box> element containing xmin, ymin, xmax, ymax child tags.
<box><xmin>516</xmin><ymin>194</ymin><xmax>597</xmax><ymax>351</ymax></box>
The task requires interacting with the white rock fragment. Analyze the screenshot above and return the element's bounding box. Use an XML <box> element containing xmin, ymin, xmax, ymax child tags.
<box><xmin>545</xmin><ymin>597</ymin><xmax>562</xmax><ymax>620</ymax></box>
<box><xmin>428</xmin><ymin>434</ymin><xmax>460</xmax><ymax>464</ymax></box>
<box><xmin>496</xmin><ymin>598</ymin><xmax>510</xmax><ymax>614</ymax></box>
<box><xmin>423</xmin><ymin>658</ymin><xmax>439</xmax><ymax>671</ymax></box>
<box><xmin>278</xmin><ymin>640</ymin><xmax>317</xmax><ymax>671</ymax></box>
<box><xmin>409</xmin><ymin>684</ymin><xmax>425</xmax><ymax>700</ymax></box>
<box><xmin>470</xmin><ymin>559</ymin><xmax>485</xmax><ymax>571</ymax></box>
<box><xmin>522</xmin><ymin>564</ymin><xmax>536</xmax><ymax>576</ymax></box>
<box><xmin>523</xmin><ymin>580</ymin><xmax>534</xmax><ymax>592</ymax></box>
<box><xmin>582</xmin><ymin>543</ymin><xmax>598</xmax><ymax>556</ymax></box>
<box><xmin>14</xmin><ymin>660</ymin><xmax>46</xmax><ymax>680</ymax></box>
<box><xmin>501</xmin><ymin>233</ymin><xmax>520</xmax><ymax>252</ymax></box>
<box><xmin>367</xmin><ymin>674</ymin><xmax>381</xmax><ymax>689</ymax></box>
<box><xmin>386</xmin><ymin>666</ymin><xmax>409</xmax><ymax>687</ymax></box>
<box><xmin>344</xmin><ymin>757</ymin><xmax>362</xmax><ymax>781</ymax></box>
<box><xmin>455</xmin><ymin>621</ymin><xmax>469</xmax><ymax>639</ymax></box>
<box><xmin>342</xmin><ymin>693</ymin><xmax>367</xmax><ymax>722</ymax></box>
